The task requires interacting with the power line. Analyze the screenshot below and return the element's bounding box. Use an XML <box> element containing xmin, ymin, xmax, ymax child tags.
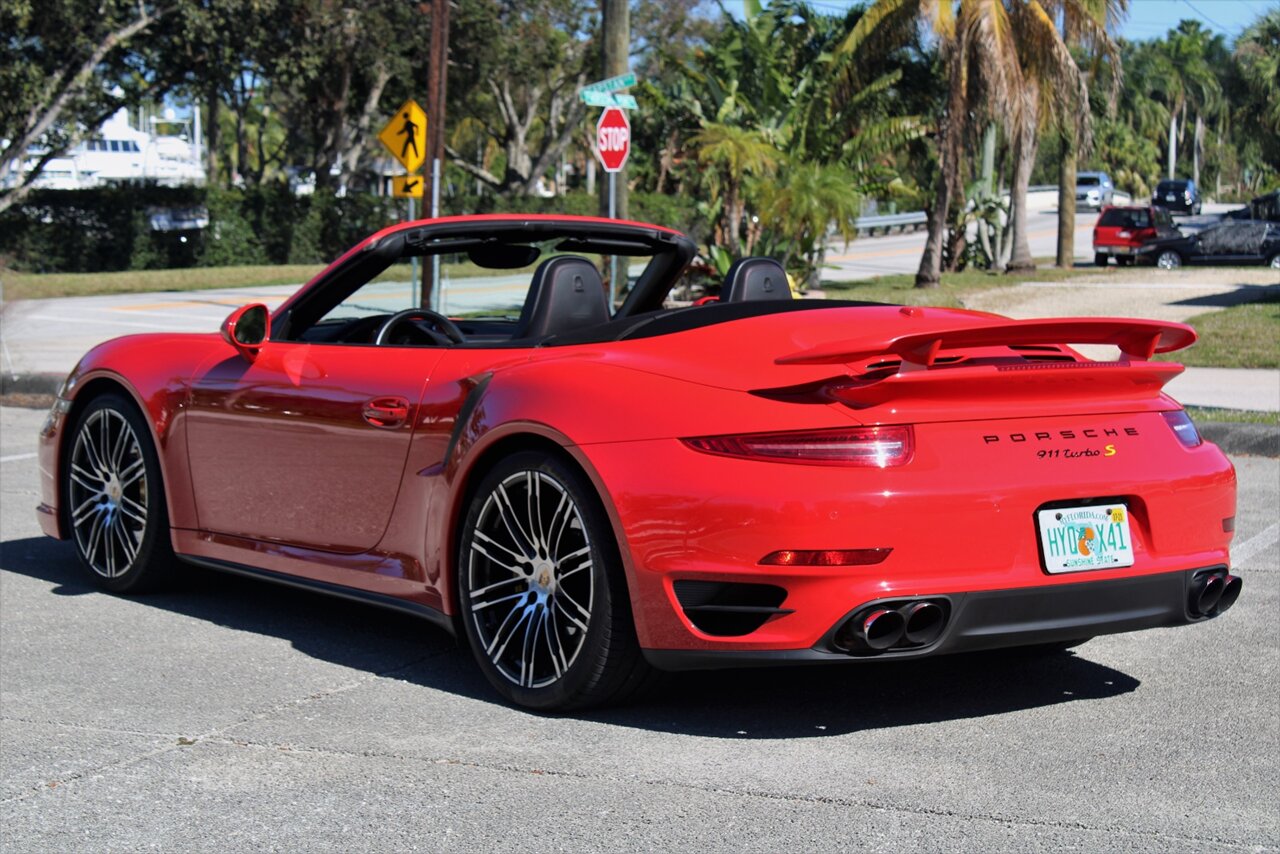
<box><xmin>1177</xmin><ymin>0</ymin><xmax>1232</xmax><ymax>31</ymax></box>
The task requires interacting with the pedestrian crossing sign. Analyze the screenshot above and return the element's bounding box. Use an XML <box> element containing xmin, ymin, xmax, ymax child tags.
<box><xmin>379</xmin><ymin>99</ymin><xmax>427</xmax><ymax>173</ymax></box>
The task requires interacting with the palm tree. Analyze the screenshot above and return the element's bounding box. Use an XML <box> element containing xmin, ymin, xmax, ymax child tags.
<box><xmin>842</xmin><ymin>0</ymin><xmax>1023</xmax><ymax>287</ymax></box>
<box><xmin>758</xmin><ymin>160</ymin><xmax>863</xmax><ymax>286</ymax></box>
<box><xmin>690</xmin><ymin>123</ymin><xmax>780</xmax><ymax>255</ymax></box>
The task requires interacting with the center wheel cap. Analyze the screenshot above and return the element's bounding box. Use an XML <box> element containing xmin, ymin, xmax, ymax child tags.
<box><xmin>533</xmin><ymin>560</ymin><xmax>554</xmax><ymax>590</ymax></box>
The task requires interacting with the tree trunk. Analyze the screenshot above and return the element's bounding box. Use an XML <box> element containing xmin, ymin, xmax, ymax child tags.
<box><xmin>1056</xmin><ymin>128</ymin><xmax>1076</xmax><ymax>268</ymax></box>
<box><xmin>1007</xmin><ymin>91</ymin><xmax>1038</xmax><ymax>275</ymax></box>
<box><xmin>1192</xmin><ymin>113</ymin><xmax>1203</xmax><ymax>188</ymax></box>
<box><xmin>205</xmin><ymin>87</ymin><xmax>221</xmax><ymax>187</ymax></box>
<box><xmin>724</xmin><ymin>181</ymin><xmax>742</xmax><ymax>255</ymax></box>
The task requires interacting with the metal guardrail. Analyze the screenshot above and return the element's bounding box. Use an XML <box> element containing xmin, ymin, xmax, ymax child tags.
<box><xmin>853</xmin><ymin>211</ymin><xmax>927</xmax><ymax>235</ymax></box>
<box><xmin>853</xmin><ymin>187</ymin><xmax>1134</xmax><ymax>237</ymax></box>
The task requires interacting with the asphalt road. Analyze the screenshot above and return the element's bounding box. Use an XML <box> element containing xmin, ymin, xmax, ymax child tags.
<box><xmin>1</xmin><ymin>403</ymin><xmax>1277</xmax><ymax>852</ymax></box>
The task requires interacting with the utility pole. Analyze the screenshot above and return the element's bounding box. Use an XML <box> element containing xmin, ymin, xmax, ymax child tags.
<box><xmin>422</xmin><ymin>0</ymin><xmax>450</xmax><ymax>310</ymax></box>
<box><xmin>599</xmin><ymin>0</ymin><xmax>628</xmax><ymax>223</ymax></box>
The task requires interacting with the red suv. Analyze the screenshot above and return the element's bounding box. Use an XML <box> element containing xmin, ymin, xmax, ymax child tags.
<box><xmin>1093</xmin><ymin>205</ymin><xmax>1178</xmax><ymax>266</ymax></box>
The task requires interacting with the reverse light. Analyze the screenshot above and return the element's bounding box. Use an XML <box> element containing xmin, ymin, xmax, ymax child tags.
<box><xmin>1162</xmin><ymin>410</ymin><xmax>1202</xmax><ymax>448</ymax></box>
<box><xmin>760</xmin><ymin>548</ymin><xmax>892</xmax><ymax>567</ymax></box>
<box><xmin>682</xmin><ymin>426</ymin><xmax>914</xmax><ymax>467</ymax></box>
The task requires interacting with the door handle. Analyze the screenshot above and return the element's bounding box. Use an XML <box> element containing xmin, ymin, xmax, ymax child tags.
<box><xmin>362</xmin><ymin>396</ymin><xmax>410</xmax><ymax>428</ymax></box>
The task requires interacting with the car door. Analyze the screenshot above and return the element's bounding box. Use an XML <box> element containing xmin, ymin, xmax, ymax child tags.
<box><xmin>185</xmin><ymin>341</ymin><xmax>443</xmax><ymax>554</ymax></box>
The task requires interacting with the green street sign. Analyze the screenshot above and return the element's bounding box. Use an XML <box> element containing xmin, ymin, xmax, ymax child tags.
<box><xmin>582</xmin><ymin>73</ymin><xmax>637</xmax><ymax>94</ymax></box>
<box><xmin>579</xmin><ymin>91</ymin><xmax>638</xmax><ymax>109</ymax></box>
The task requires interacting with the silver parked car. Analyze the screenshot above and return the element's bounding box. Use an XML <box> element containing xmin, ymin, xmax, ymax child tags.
<box><xmin>1076</xmin><ymin>171</ymin><xmax>1115</xmax><ymax>210</ymax></box>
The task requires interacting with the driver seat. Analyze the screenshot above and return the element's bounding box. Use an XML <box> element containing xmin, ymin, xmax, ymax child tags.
<box><xmin>514</xmin><ymin>255</ymin><xmax>610</xmax><ymax>340</ymax></box>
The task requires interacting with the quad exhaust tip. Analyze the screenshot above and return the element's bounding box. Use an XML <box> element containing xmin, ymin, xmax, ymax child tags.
<box><xmin>1188</xmin><ymin>570</ymin><xmax>1242</xmax><ymax>618</ymax></box>
<box><xmin>833</xmin><ymin>598</ymin><xmax>949</xmax><ymax>655</ymax></box>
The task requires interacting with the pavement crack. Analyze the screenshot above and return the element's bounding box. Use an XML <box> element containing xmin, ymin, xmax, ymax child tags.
<box><xmin>187</xmin><ymin>736</ymin><xmax>1266</xmax><ymax>851</ymax></box>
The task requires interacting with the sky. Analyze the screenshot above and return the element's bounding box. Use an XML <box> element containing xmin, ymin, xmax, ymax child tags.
<box><xmin>730</xmin><ymin>0</ymin><xmax>1275</xmax><ymax>43</ymax></box>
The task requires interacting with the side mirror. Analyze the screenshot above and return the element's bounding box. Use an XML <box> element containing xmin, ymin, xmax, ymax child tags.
<box><xmin>221</xmin><ymin>303</ymin><xmax>270</xmax><ymax>362</ymax></box>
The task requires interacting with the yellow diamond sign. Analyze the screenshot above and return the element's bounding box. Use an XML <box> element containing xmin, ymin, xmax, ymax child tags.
<box><xmin>379</xmin><ymin>99</ymin><xmax>427</xmax><ymax>173</ymax></box>
<box><xmin>392</xmin><ymin>174</ymin><xmax>424</xmax><ymax>198</ymax></box>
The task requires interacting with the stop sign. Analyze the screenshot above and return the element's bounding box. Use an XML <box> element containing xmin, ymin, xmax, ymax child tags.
<box><xmin>596</xmin><ymin>107</ymin><xmax>630</xmax><ymax>173</ymax></box>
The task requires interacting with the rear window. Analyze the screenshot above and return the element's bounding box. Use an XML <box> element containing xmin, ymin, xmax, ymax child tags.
<box><xmin>1077</xmin><ymin>175</ymin><xmax>1101</xmax><ymax>186</ymax></box>
<box><xmin>1098</xmin><ymin>209</ymin><xmax>1151</xmax><ymax>228</ymax></box>
<box><xmin>1156</xmin><ymin>181</ymin><xmax>1188</xmax><ymax>193</ymax></box>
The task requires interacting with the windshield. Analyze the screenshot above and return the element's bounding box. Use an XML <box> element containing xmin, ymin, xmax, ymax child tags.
<box><xmin>1098</xmin><ymin>209</ymin><xmax>1151</xmax><ymax>228</ymax></box>
<box><xmin>1077</xmin><ymin>176</ymin><xmax>1101</xmax><ymax>186</ymax></box>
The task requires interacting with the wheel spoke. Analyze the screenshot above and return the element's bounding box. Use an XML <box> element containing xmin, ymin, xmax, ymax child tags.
<box><xmin>518</xmin><ymin>606</ymin><xmax>543</xmax><ymax>688</ymax></box>
<box><xmin>468</xmin><ymin>579</ymin><xmax>527</xmax><ymax>605</ymax></box>
<box><xmin>118</xmin><ymin>457</ymin><xmax>146</xmax><ymax>488</ymax></box>
<box><xmin>554</xmin><ymin>598</ymin><xmax>589</xmax><ymax>634</ymax></box>
<box><xmin>84</xmin><ymin>511</ymin><xmax>108</xmax><ymax>574</ymax></box>
<box><xmin>494</xmin><ymin>485</ymin><xmax>537</xmax><ymax>558</ymax></box>
<box><xmin>557</xmin><ymin>586</ymin><xmax>592</xmax><ymax>621</ymax></box>
<box><xmin>71</xmin><ymin>463</ymin><xmax>105</xmax><ymax>490</ymax></box>
<box><xmin>545</xmin><ymin>607</ymin><xmax>568</xmax><ymax>678</ymax></box>
<box><xmin>114</xmin><ymin>519</ymin><xmax>139</xmax><ymax>565</ymax></box>
<box><xmin>120</xmin><ymin>493</ymin><xmax>147</xmax><ymax>520</ymax></box>
<box><xmin>526</xmin><ymin>472</ymin><xmax>546</xmax><ymax>553</ymax></box>
<box><xmin>545</xmin><ymin>492</ymin><xmax>572</xmax><ymax>559</ymax></box>
<box><xmin>110</xmin><ymin>418</ymin><xmax>131</xmax><ymax>469</ymax></box>
<box><xmin>71</xmin><ymin>494</ymin><xmax>103</xmax><ymax>525</ymax></box>
<box><xmin>470</xmin><ymin>535</ymin><xmax>527</xmax><ymax>578</ymax></box>
<box><xmin>487</xmin><ymin>602</ymin><xmax>533</xmax><ymax>660</ymax></box>
<box><xmin>557</xmin><ymin>557</ymin><xmax>592</xmax><ymax>582</ymax></box>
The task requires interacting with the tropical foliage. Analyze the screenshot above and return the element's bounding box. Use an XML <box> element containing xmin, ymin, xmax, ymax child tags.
<box><xmin>3</xmin><ymin>0</ymin><xmax>1279</xmax><ymax>280</ymax></box>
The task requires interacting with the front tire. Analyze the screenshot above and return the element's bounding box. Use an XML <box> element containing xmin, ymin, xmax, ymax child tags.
<box><xmin>1156</xmin><ymin>250</ymin><xmax>1182</xmax><ymax>270</ymax></box>
<box><xmin>457</xmin><ymin>450</ymin><xmax>652</xmax><ymax>710</ymax></box>
<box><xmin>1269</xmin><ymin>253</ymin><xmax>1280</xmax><ymax>269</ymax></box>
<box><xmin>63</xmin><ymin>393</ymin><xmax>174</xmax><ymax>592</ymax></box>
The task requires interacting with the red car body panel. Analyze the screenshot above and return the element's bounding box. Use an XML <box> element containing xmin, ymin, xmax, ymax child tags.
<box><xmin>38</xmin><ymin>215</ymin><xmax>1239</xmax><ymax>666</ymax></box>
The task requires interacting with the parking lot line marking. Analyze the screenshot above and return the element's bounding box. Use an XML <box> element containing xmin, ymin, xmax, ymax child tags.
<box><xmin>1</xmin><ymin>452</ymin><xmax>37</xmax><ymax>463</ymax></box>
<box><xmin>1232</xmin><ymin>521</ymin><xmax>1279</xmax><ymax>568</ymax></box>
<box><xmin>28</xmin><ymin>314</ymin><xmax>211</xmax><ymax>331</ymax></box>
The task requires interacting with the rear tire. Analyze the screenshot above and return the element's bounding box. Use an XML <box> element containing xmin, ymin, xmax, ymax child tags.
<box><xmin>1269</xmin><ymin>253</ymin><xmax>1280</xmax><ymax>269</ymax></box>
<box><xmin>456</xmin><ymin>450</ymin><xmax>653</xmax><ymax>710</ymax></box>
<box><xmin>63</xmin><ymin>392</ymin><xmax>175</xmax><ymax>593</ymax></box>
<box><xmin>1094</xmin><ymin>253</ymin><xmax>1109</xmax><ymax>267</ymax></box>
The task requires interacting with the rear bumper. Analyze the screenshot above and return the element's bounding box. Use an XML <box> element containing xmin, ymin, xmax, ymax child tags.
<box><xmin>644</xmin><ymin>566</ymin><xmax>1231</xmax><ymax>670</ymax></box>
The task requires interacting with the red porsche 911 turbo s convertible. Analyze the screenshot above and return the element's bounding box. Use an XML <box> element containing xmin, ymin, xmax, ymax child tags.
<box><xmin>37</xmin><ymin>215</ymin><xmax>1241</xmax><ymax>710</ymax></box>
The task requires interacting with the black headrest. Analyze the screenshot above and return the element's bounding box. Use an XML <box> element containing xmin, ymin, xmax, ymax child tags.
<box><xmin>514</xmin><ymin>255</ymin><xmax>610</xmax><ymax>340</ymax></box>
<box><xmin>722</xmin><ymin>257</ymin><xmax>791</xmax><ymax>301</ymax></box>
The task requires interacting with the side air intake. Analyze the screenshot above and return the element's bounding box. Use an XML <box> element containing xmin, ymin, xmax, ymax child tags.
<box><xmin>672</xmin><ymin>580</ymin><xmax>791</xmax><ymax>637</ymax></box>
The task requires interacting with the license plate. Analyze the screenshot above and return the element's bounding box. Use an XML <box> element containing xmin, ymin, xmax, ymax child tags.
<box><xmin>1166</xmin><ymin>194</ymin><xmax>1176</xmax><ymax>201</ymax></box>
<box><xmin>1037</xmin><ymin>503</ymin><xmax>1135</xmax><ymax>573</ymax></box>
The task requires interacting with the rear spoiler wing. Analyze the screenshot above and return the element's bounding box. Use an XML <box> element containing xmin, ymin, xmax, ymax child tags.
<box><xmin>776</xmin><ymin>317</ymin><xmax>1196</xmax><ymax>367</ymax></box>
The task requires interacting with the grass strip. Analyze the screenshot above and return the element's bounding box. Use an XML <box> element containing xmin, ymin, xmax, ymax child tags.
<box><xmin>1157</xmin><ymin>294</ymin><xmax>1279</xmax><ymax>370</ymax></box>
<box><xmin>1185</xmin><ymin>406</ymin><xmax>1278</xmax><ymax>425</ymax></box>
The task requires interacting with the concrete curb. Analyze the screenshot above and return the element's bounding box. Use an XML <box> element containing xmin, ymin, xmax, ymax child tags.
<box><xmin>0</xmin><ymin>372</ymin><xmax>63</xmax><ymax>395</ymax></box>
<box><xmin>3</xmin><ymin>371</ymin><xmax>1276</xmax><ymax>458</ymax></box>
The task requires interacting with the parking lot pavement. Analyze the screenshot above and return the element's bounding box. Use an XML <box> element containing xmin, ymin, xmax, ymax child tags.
<box><xmin>1</xmin><ymin>403</ymin><xmax>1277</xmax><ymax>851</ymax></box>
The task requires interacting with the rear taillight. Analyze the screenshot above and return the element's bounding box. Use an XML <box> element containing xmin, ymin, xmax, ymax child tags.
<box><xmin>1162</xmin><ymin>410</ymin><xmax>1202</xmax><ymax>448</ymax></box>
<box><xmin>682</xmin><ymin>426</ymin><xmax>914</xmax><ymax>467</ymax></box>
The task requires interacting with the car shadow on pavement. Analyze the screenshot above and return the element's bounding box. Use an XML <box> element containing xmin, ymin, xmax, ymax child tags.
<box><xmin>2</xmin><ymin>535</ymin><xmax>1140</xmax><ymax>736</ymax></box>
<box><xmin>1172</xmin><ymin>284</ymin><xmax>1279</xmax><ymax>309</ymax></box>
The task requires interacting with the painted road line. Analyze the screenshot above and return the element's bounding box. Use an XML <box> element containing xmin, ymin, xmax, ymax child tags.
<box><xmin>28</xmin><ymin>314</ymin><xmax>212</xmax><ymax>331</ymax></box>
<box><xmin>0</xmin><ymin>452</ymin><xmax>37</xmax><ymax>464</ymax></box>
<box><xmin>1231</xmin><ymin>521</ymin><xmax>1279</xmax><ymax>569</ymax></box>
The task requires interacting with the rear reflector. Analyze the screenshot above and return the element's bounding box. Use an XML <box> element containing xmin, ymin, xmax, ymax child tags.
<box><xmin>760</xmin><ymin>548</ymin><xmax>892</xmax><ymax>567</ymax></box>
<box><xmin>1162</xmin><ymin>410</ymin><xmax>1202</xmax><ymax>448</ymax></box>
<box><xmin>682</xmin><ymin>426</ymin><xmax>913</xmax><ymax>467</ymax></box>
